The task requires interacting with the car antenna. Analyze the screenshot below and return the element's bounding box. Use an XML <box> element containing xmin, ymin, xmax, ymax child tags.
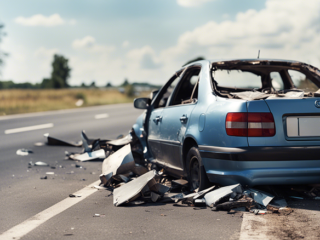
<box><xmin>257</xmin><ymin>50</ymin><xmax>260</xmax><ymax>59</ymax></box>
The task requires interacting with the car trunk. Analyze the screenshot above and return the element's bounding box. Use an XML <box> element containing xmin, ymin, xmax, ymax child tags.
<box><xmin>247</xmin><ymin>98</ymin><xmax>320</xmax><ymax>147</ymax></box>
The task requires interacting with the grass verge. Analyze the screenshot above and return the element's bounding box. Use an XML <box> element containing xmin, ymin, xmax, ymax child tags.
<box><xmin>0</xmin><ymin>88</ymin><xmax>141</xmax><ymax>115</ymax></box>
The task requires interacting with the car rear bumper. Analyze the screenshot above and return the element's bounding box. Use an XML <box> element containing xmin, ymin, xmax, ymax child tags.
<box><xmin>199</xmin><ymin>145</ymin><xmax>320</xmax><ymax>186</ymax></box>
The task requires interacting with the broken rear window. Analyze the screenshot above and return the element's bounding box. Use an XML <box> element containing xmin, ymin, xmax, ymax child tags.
<box><xmin>212</xmin><ymin>69</ymin><xmax>262</xmax><ymax>89</ymax></box>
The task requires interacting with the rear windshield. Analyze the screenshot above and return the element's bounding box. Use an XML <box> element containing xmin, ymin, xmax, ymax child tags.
<box><xmin>212</xmin><ymin>69</ymin><xmax>262</xmax><ymax>89</ymax></box>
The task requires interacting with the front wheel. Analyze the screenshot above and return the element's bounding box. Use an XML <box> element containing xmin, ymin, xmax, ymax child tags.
<box><xmin>187</xmin><ymin>147</ymin><xmax>210</xmax><ymax>191</ymax></box>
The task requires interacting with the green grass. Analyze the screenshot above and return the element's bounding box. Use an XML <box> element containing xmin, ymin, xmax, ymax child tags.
<box><xmin>0</xmin><ymin>88</ymin><xmax>143</xmax><ymax>115</ymax></box>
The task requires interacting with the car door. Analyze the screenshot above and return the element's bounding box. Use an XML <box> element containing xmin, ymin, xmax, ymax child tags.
<box><xmin>158</xmin><ymin>66</ymin><xmax>200</xmax><ymax>173</ymax></box>
<box><xmin>147</xmin><ymin>73</ymin><xmax>181</xmax><ymax>161</ymax></box>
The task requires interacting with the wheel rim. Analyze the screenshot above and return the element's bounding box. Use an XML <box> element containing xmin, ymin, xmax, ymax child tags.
<box><xmin>190</xmin><ymin>156</ymin><xmax>200</xmax><ymax>190</ymax></box>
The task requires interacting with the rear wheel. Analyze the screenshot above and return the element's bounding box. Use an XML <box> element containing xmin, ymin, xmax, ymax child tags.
<box><xmin>187</xmin><ymin>147</ymin><xmax>210</xmax><ymax>191</ymax></box>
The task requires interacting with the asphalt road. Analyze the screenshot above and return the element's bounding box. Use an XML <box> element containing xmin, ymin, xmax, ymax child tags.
<box><xmin>0</xmin><ymin>103</ymin><xmax>242</xmax><ymax>240</ymax></box>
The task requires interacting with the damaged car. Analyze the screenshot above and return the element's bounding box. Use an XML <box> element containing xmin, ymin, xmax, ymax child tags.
<box><xmin>133</xmin><ymin>59</ymin><xmax>320</xmax><ymax>189</ymax></box>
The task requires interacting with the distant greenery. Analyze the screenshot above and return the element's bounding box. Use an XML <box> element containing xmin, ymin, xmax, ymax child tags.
<box><xmin>41</xmin><ymin>54</ymin><xmax>71</xmax><ymax>89</ymax></box>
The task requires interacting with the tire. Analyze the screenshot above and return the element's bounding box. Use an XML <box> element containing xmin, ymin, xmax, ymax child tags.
<box><xmin>187</xmin><ymin>147</ymin><xmax>210</xmax><ymax>191</ymax></box>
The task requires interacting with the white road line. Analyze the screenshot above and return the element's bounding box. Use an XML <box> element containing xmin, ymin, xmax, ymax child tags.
<box><xmin>0</xmin><ymin>180</ymin><xmax>101</xmax><ymax>240</ymax></box>
<box><xmin>94</xmin><ymin>113</ymin><xmax>109</xmax><ymax>119</ymax></box>
<box><xmin>4</xmin><ymin>123</ymin><xmax>54</xmax><ymax>134</ymax></box>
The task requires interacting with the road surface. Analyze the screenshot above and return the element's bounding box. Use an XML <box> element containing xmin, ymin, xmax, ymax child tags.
<box><xmin>0</xmin><ymin>104</ymin><xmax>242</xmax><ymax>240</ymax></box>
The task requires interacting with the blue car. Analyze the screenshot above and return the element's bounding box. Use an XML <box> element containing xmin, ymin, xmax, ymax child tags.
<box><xmin>133</xmin><ymin>59</ymin><xmax>320</xmax><ymax>190</ymax></box>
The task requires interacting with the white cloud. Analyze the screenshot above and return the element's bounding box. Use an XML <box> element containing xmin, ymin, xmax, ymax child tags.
<box><xmin>72</xmin><ymin>36</ymin><xmax>96</xmax><ymax>49</ymax></box>
<box><xmin>72</xmin><ymin>36</ymin><xmax>115</xmax><ymax>53</ymax></box>
<box><xmin>177</xmin><ymin>0</ymin><xmax>215</xmax><ymax>7</ymax></box>
<box><xmin>6</xmin><ymin>0</ymin><xmax>320</xmax><ymax>86</ymax></box>
<box><xmin>162</xmin><ymin>0</ymin><xmax>320</xmax><ymax>70</ymax></box>
<box><xmin>15</xmin><ymin>14</ymin><xmax>74</xmax><ymax>27</ymax></box>
<box><xmin>122</xmin><ymin>40</ymin><xmax>129</xmax><ymax>48</ymax></box>
<box><xmin>127</xmin><ymin>46</ymin><xmax>160</xmax><ymax>69</ymax></box>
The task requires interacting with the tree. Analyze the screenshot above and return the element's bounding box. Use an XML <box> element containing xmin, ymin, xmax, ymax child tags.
<box><xmin>50</xmin><ymin>54</ymin><xmax>71</xmax><ymax>88</ymax></box>
<box><xmin>182</xmin><ymin>56</ymin><xmax>205</xmax><ymax>67</ymax></box>
<box><xmin>121</xmin><ymin>79</ymin><xmax>129</xmax><ymax>87</ymax></box>
<box><xmin>106</xmin><ymin>82</ymin><xmax>113</xmax><ymax>88</ymax></box>
<box><xmin>90</xmin><ymin>81</ymin><xmax>96</xmax><ymax>88</ymax></box>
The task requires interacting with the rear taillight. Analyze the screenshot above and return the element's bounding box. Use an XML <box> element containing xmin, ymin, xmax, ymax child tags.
<box><xmin>226</xmin><ymin>113</ymin><xmax>275</xmax><ymax>137</ymax></box>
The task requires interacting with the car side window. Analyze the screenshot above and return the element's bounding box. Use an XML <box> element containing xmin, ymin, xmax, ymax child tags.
<box><xmin>153</xmin><ymin>74</ymin><xmax>180</xmax><ymax>108</ymax></box>
<box><xmin>169</xmin><ymin>67</ymin><xmax>200</xmax><ymax>106</ymax></box>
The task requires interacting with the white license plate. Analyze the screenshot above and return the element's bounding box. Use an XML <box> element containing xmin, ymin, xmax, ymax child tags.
<box><xmin>287</xmin><ymin>116</ymin><xmax>320</xmax><ymax>137</ymax></box>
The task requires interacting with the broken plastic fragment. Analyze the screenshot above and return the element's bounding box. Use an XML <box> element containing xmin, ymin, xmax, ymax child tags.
<box><xmin>100</xmin><ymin>144</ymin><xmax>135</xmax><ymax>183</ymax></box>
<box><xmin>46</xmin><ymin>172</ymin><xmax>55</xmax><ymax>175</ymax></box>
<box><xmin>44</xmin><ymin>133</ymin><xmax>82</xmax><ymax>147</ymax></box>
<box><xmin>69</xmin><ymin>149</ymin><xmax>106</xmax><ymax>162</ymax></box>
<box><xmin>16</xmin><ymin>149</ymin><xmax>33</xmax><ymax>156</ymax></box>
<box><xmin>113</xmin><ymin>170</ymin><xmax>157</xmax><ymax>207</ymax></box>
<box><xmin>69</xmin><ymin>194</ymin><xmax>81</xmax><ymax>198</ymax></box>
<box><xmin>244</xmin><ymin>188</ymin><xmax>274</xmax><ymax>207</ymax></box>
<box><xmin>34</xmin><ymin>161</ymin><xmax>49</xmax><ymax>166</ymax></box>
<box><xmin>194</xmin><ymin>198</ymin><xmax>206</xmax><ymax>207</ymax></box>
<box><xmin>204</xmin><ymin>184</ymin><xmax>243</xmax><ymax>207</ymax></box>
<box><xmin>151</xmin><ymin>192</ymin><xmax>161</xmax><ymax>202</ymax></box>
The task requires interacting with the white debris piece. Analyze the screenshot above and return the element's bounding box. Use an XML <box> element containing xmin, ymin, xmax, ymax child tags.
<box><xmin>101</xmin><ymin>144</ymin><xmax>135</xmax><ymax>182</ymax></box>
<box><xmin>113</xmin><ymin>170</ymin><xmax>157</xmax><ymax>207</ymax></box>
<box><xmin>204</xmin><ymin>184</ymin><xmax>242</xmax><ymax>207</ymax></box>
<box><xmin>16</xmin><ymin>149</ymin><xmax>33</xmax><ymax>156</ymax></box>
<box><xmin>71</xmin><ymin>149</ymin><xmax>106</xmax><ymax>162</ymax></box>
<box><xmin>34</xmin><ymin>161</ymin><xmax>49</xmax><ymax>166</ymax></box>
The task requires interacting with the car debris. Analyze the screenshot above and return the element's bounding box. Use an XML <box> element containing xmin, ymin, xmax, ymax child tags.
<box><xmin>244</xmin><ymin>188</ymin><xmax>274</xmax><ymax>207</ymax></box>
<box><xmin>37</xmin><ymin>118</ymin><xmax>320</xmax><ymax>216</ymax></box>
<box><xmin>204</xmin><ymin>184</ymin><xmax>243</xmax><ymax>207</ymax></box>
<box><xmin>68</xmin><ymin>149</ymin><xmax>106</xmax><ymax>162</ymax></box>
<box><xmin>45</xmin><ymin>172</ymin><xmax>55</xmax><ymax>175</ymax></box>
<box><xmin>16</xmin><ymin>149</ymin><xmax>33</xmax><ymax>156</ymax></box>
<box><xmin>100</xmin><ymin>144</ymin><xmax>135</xmax><ymax>184</ymax></box>
<box><xmin>113</xmin><ymin>170</ymin><xmax>157</xmax><ymax>207</ymax></box>
<box><xmin>69</xmin><ymin>194</ymin><xmax>81</xmax><ymax>198</ymax></box>
<box><xmin>40</xmin><ymin>176</ymin><xmax>47</xmax><ymax>180</ymax></box>
<box><xmin>44</xmin><ymin>133</ymin><xmax>82</xmax><ymax>147</ymax></box>
<box><xmin>30</xmin><ymin>161</ymin><xmax>49</xmax><ymax>167</ymax></box>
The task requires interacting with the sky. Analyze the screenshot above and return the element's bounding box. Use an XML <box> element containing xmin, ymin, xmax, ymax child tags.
<box><xmin>0</xmin><ymin>0</ymin><xmax>320</xmax><ymax>86</ymax></box>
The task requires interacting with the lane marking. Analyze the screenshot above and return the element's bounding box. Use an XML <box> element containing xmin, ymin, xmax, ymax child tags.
<box><xmin>4</xmin><ymin>123</ymin><xmax>54</xmax><ymax>134</ymax></box>
<box><xmin>94</xmin><ymin>113</ymin><xmax>109</xmax><ymax>119</ymax></box>
<box><xmin>0</xmin><ymin>180</ymin><xmax>101</xmax><ymax>240</ymax></box>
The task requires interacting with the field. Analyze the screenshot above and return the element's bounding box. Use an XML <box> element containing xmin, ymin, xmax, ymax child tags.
<box><xmin>0</xmin><ymin>88</ymin><xmax>143</xmax><ymax>115</ymax></box>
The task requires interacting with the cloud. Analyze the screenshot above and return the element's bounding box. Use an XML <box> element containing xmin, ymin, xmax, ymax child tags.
<box><xmin>15</xmin><ymin>14</ymin><xmax>75</xmax><ymax>27</ymax></box>
<box><xmin>122</xmin><ymin>40</ymin><xmax>129</xmax><ymax>48</ymax></box>
<box><xmin>127</xmin><ymin>46</ymin><xmax>161</xmax><ymax>69</ymax></box>
<box><xmin>72</xmin><ymin>36</ymin><xmax>115</xmax><ymax>53</ymax></box>
<box><xmin>177</xmin><ymin>0</ymin><xmax>215</xmax><ymax>7</ymax></box>
<box><xmin>72</xmin><ymin>36</ymin><xmax>96</xmax><ymax>49</ymax></box>
<box><xmin>162</xmin><ymin>0</ymin><xmax>320</xmax><ymax>69</ymax></box>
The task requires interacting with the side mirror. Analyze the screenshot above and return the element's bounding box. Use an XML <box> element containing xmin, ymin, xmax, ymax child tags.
<box><xmin>134</xmin><ymin>98</ymin><xmax>151</xmax><ymax>109</ymax></box>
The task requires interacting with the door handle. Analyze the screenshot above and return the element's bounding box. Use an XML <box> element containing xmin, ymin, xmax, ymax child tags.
<box><xmin>180</xmin><ymin>115</ymin><xmax>188</xmax><ymax>123</ymax></box>
<box><xmin>154</xmin><ymin>116</ymin><xmax>162</xmax><ymax>123</ymax></box>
